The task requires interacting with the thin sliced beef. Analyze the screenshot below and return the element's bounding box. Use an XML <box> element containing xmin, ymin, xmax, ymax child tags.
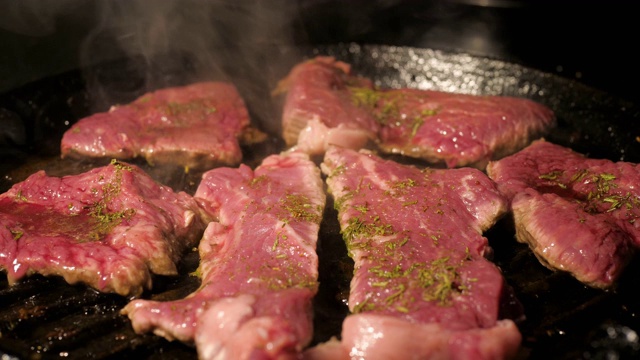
<box><xmin>0</xmin><ymin>160</ymin><xmax>206</xmax><ymax>296</ymax></box>
<box><xmin>375</xmin><ymin>88</ymin><xmax>555</xmax><ymax>169</ymax></box>
<box><xmin>122</xmin><ymin>152</ymin><xmax>326</xmax><ymax>360</ymax></box>
<box><xmin>305</xmin><ymin>317</ymin><xmax>520</xmax><ymax>360</ymax></box>
<box><xmin>278</xmin><ymin>56</ymin><xmax>555</xmax><ymax>168</ymax></box>
<box><xmin>314</xmin><ymin>146</ymin><xmax>521</xmax><ymax>359</ymax></box>
<box><xmin>277</xmin><ymin>56</ymin><xmax>380</xmax><ymax>155</ymax></box>
<box><xmin>487</xmin><ymin>139</ymin><xmax>640</xmax><ymax>288</ymax></box>
<box><xmin>61</xmin><ymin>82</ymin><xmax>260</xmax><ymax>170</ymax></box>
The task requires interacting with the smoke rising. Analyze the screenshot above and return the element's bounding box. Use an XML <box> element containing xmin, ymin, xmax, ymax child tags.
<box><xmin>74</xmin><ymin>0</ymin><xmax>305</xmax><ymax>134</ymax></box>
<box><xmin>0</xmin><ymin>0</ymin><xmax>83</xmax><ymax>37</ymax></box>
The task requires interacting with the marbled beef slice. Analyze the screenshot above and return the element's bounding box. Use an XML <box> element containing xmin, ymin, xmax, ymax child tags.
<box><xmin>279</xmin><ymin>56</ymin><xmax>555</xmax><ymax>169</ymax></box>
<box><xmin>277</xmin><ymin>56</ymin><xmax>380</xmax><ymax>155</ymax></box>
<box><xmin>310</xmin><ymin>146</ymin><xmax>521</xmax><ymax>360</ymax></box>
<box><xmin>0</xmin><ymin>160</ymin><xmax>206</xmax><ymax>296</ymax></box>
<box><xmin>374</xmin><ymin>88</ymin><xmax>556</xmax><ymax>169</ymax></box>
<box><xmin>61</xmin><ymin>81</ymin><xmax>256</xmax><ymax>170</ymax></box>
<box><xmin>487</xmin><ymin>139</ymin><xmax>640</xmax><ymax>288</ymax></box>
<box><xmin>122</xmin><ymin>152</ymin><xmax>326</xmax><ymax>360</ymax></box>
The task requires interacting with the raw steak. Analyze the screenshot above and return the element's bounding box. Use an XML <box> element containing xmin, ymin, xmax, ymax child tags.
<box><xmin>314</xmin><ymin>146</ymin><xmax>521</xmax><ymax>359</ymax></box>
<box><xmin>487</xmin><ymin>139</ymin><xmax>640</xmax><ymax>288</ymax></box>
<box><xmin>122</xmin><ymin>152</ymin><xmax>326</xmax><ymax>360</ymax></box>
<box><xmin>0</xmin><ymin>160</ymin><xmax>206</xmax><ymax>296</ymax></box>
<box><xmin>278</xmin><ymin>56</ymin><xmax>555</xmax><ymax>168</ymax></box>
<box><xmin>276</xmin><ymin>56</ymin><xmax>380</xmax><ymax>155</ymax></box>
<box><xmin>375</xmin><ymin>88</ymin><xmax>556</xmax><ymax>169</ymax></box>
<box><xmin>61</xmin><ymin>82</ymin><xmax>258</xmax><ymax>170</ymax></box>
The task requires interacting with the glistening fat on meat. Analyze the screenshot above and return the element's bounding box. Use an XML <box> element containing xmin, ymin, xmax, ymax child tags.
<box><xmin>309</xmin><ymin>146</ymin><xmax>522</xmax><ymax>360</ymax></box>
<box><xmin>61</xmin><ymin>82</ymin><xmax>263</xmax><ymax>170</ymax></box>
<box><xmin>0</xmin><ymin>160</ymin><xmax>207</xmax><ymax>297</ymax></box>
<box><xmin>278</xmin><ymin>56</ymin><xmax>556</xmax><ymax>169</ymax></box>
<box><xmin>122</xmin><ymin>152</ymin><xmax>326</xmax><ymax>360</ymax></box>
<box><xmin>487</xmin><ymin>139</ymin><xmax>640</xmax><ymax>288</ymax></box>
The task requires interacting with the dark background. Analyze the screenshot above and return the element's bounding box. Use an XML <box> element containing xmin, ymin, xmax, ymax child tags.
<box><xmin>0</xmin><ymin>0</ymin><xmax>637</xmax><ymax>101</ymax></box>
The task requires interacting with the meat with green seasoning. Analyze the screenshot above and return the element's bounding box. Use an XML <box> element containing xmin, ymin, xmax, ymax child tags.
<box><xmin>309</xmin><ymin>146</ymin><xmax>522</xmax><ymax>360</ymax></box>
<box><xmin>276</xmin><ymin>56</ymin><xmax>380</xmax><ymax>155</ymax></box>
<box><xmin>278</xmin><ymin>56</ymin><xmax>556</xmax><ymax>169</ymax></box>
<box><xmin>374</xmin><ymin>87</ymin><xmax>555</xmax><ymax>169</ymax></box>
<box><xmin>487</xmin><ymin>139</ymin><xmax>640</xmax><ymax>288</ymax></box>
<box><xmin>122</xmin><ymin>152</ymin><xmax>326</xmax><ymax>360</ymax></box>
<box><xmin>0</xmin><ymin>160</ymin><xmax>207</xmax><ymax>296</ymax></box>
<box><xmin>61</xmin><ymin>82</ymin><xmax>262</xmax><ymax>170</ymax></box>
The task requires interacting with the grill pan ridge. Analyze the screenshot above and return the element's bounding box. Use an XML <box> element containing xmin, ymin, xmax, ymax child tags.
<box><xmin>1</xmin><ymin>44</ymin><xmax>640</xmax><ymax>359</ymax></box>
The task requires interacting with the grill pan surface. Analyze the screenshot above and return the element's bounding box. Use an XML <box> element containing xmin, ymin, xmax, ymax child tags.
<box><xmin>1</xmin><ymin>44</ymin><xmax>640</xmax><ymax>359</ymax></box>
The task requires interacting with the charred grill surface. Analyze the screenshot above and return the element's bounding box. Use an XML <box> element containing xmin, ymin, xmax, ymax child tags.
<box><xmin>2</xmin><ymin>45</ymin><xmax>640</xmax><ymax>359</ymax></box>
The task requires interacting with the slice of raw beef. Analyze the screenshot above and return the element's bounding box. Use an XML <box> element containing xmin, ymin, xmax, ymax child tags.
<box><xmin>487</xmin><ymin>139</ymin><xmax>640</xmax><ymax>288</ymax></box>
<box><xmin>375</xmin><ymin>88</ymin><xmax>556</xmax><ymax>169</ymax></box>
<box><xmin>61</xmin><ymin>82</ymin><xmax>259</xmax><ymax>170</ymax></box>
<box><xmin>276</xmin><ymin>56</ymin><xmax>380</xmax><ymax>155</ymax></box>
<box><xmin>0</xmin><ymin>160</ymin><xmax>207</xmax><ymax>296</ymax></box>
<box><xmin>278</xmin><ymin>56</ymin><xmax>555</xmax><ymax>169</ymax></box>
<box><xmin>122</xmin><ymin>152</ymin><xmax>326</xmax><ymax>360</ymax></box>
<box><xmin>312</xmin><ymin>146</ymin><xmax>522</xmax><ymax>359</ymax></box>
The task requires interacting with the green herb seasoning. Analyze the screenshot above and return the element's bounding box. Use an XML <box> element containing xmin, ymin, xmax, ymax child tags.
<box><xmin>538</xmin><ymin>170</ymin><xmax>564</xmax><ymax>181</ymax></box>
<box><xmin>385</xmin><ymin>178</ymin><xmax>418</xmax><ymax>197</ymax></box>
<box><xmin>264</xmin><ymin>190</ymin><xmax>323</xmax><ymax>292</ymax></box>
<box><xmin>581</xmin><ymin>172</ymin><xmax>640</xmax><ymax>214</ymax></box>
<box><xmin>348</xmin><ymin>86</ymin><xmax>444</xmax><ymax>134</ymax></box>
<box><xmin>410</xmin><ymin>108</ymin><xmax>438</xmax><ymax>137</ymax></box>
<box><xmin>417</xmin><ymin>256</ymin><xmax>466</xmax><ymax>305</ymax></box>
<box><xmin>430</xmin><ymin>234</ymin><xmax>440</xmax><ymax>245</ymax></box>
<box><xmin>354</xmin><ymin>203</ymin><xmax>369</xmax><ymax>214</ymax></box>
<box><xmin>272</xmin><ymin>231</ymin><xmax>289</xmax><ymax>251</ymax></box>
<box><xmin>249</xmin><ymin>175</ymin><xmax>268</xmax><ymax>188</ymax></box>
<box><xmin>353</xmin><ymin>296</ymin><xmax>376</xmax><ymax>313</ymax></box>
<box><xmin>342</xmin><ymin>216</ymin><xmax>396</xmax><ymax>245</ymax></box>
<box><xmin>570</xmin><ymin>169</ymin><xmax>589</xmax><ymax>182</ymax></box>
<box><xmin>348</xmin><ymin>87</ymin><xmax>405</xmax><ymax>125</ymax></box>
<box><xmin>349</xmin><ymin>86</ymin><xmax>381</xmax><ymax>109</ymax></box>
<box><xmin>262</xmin><ymin>258</ymin><xmax>318</xmax><ymax>291</ymax></box>
<box><xmin>14</xmin><ymin>191</ymin><xmax>27</xmax><ymax>202</ymax></box>
<box><xmin>165</xmin><ymin>100</ymin><xmax>217</xmax><ymax>116</ymax></box>
<box><xmin>137</xmin><ymin>95</ymin><xmax>152</xmax><ymax>103</ymax></box>
<box><xmin>280</xmin><ymin>193</ymin><xmax>322</xmax><ymax>223</ymax></box>
<box><xmin>329</xmin><ymin>164</ymin><xmax>347</xmax><ymax>178</ymax></box>
<box><xmin>189</xmin><ymin>267</ymin><xmax>202</xmax><ymax>278</ymax></box>
<box><xmin>10</xmin><ymin>229</ymin><xmax>23</xmax><ymax>240</ymax></box>
<box><xmin>538</xmin><ymin>170</ymin><xmax>568</xmax><ymax>190</ymax></box>
<box><xmin>384</xmin><ymin>236</ymin><xmax>409</xmax><ymax>254</ymax></box>
<box><xmin>334</xmin><ymin>189</ymin><xmax>356</xmax><ymax>211</ymax></box>
<box><xmin>376</xmin><ymin>101</ymin><xmax>400</xmax><ymax>125</ymax></box>
<box><xmin>538</xmin><ymin>168</ymin><xmax>640</xmax><ymax>217</ymax></box>
<box><xmin>353</xmin><ymin>254</ymin><xmax>471</xmax><ymax>313</ymax></box>
<box><xmin>82</xmin><ymin>160</ymin><xmax>136</xmax><ymax>242</ymax></box>
<box><xmin>131</xmin><ymin>97</ymin><xmax>218</xmax><ymax>126</ymax></box>
<box><xmin>411</xmin><ymin>117</ymin><xmax>425</xmax><ymax>137</ymax></box>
